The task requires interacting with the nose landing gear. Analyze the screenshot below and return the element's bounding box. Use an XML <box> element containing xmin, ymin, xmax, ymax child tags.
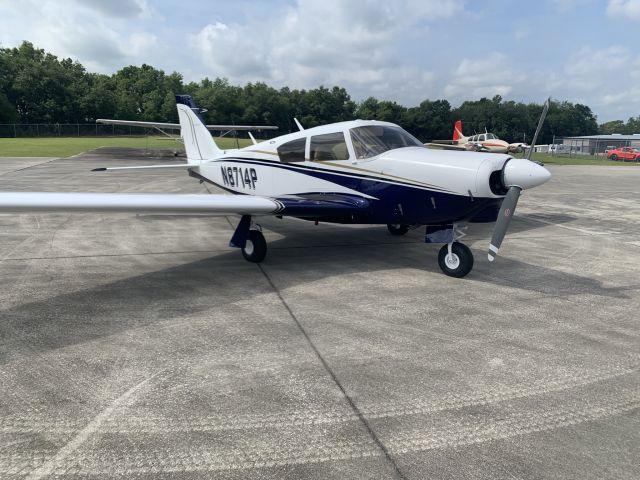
<box><xmin>426</xmin><ymin>224</ymin><xmax>474</xmax><ymax>278</ymax></box>
<box><xmin>438</xmin><ymin>242</ymin><xmax>474</xmax><ymax>278</ymax></box>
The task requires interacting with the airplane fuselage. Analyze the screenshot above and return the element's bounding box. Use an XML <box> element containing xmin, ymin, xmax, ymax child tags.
<box><xmin>191</xmin><ymin>120</ymin><xmax>511</xmax><ymax>226</ymax></box>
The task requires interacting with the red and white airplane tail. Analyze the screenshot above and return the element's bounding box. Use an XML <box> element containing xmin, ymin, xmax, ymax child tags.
<box><xmin>452</xmin><ymin>120</ymin><xmax>464</xmax><ymax>142</ymax></box>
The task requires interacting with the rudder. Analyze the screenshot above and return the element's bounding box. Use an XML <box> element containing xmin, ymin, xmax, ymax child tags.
<box><xmin>176</xmin><ymin>101</ymin><xmax>221</xmax><ymax>163</ymax></box>
<box><xmin>453</xmin><ymin>120</ymin><xmax>463</xmax><ymax>142</ymax></box>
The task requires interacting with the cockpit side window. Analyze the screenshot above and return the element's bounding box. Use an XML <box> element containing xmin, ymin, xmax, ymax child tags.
<box><xmin>277</xmin><ymin>137</ymin><xmax>307</xmax><ymax>162</ymax></box>
<box><xmin>309</xmin><ymin>132</ymin><xmax>349</xmax><ymax>161</ymax></box>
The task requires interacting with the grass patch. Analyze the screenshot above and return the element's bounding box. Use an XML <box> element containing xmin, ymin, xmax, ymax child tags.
<box><xmin>516</xmin><ymin>152</ymin><xmax>640</xmax><ymax>166</ymax></box>
<box><xmin>0</xmin><ymin>136</ymin><xmax>254</xmax><ymax>158</ymax></box>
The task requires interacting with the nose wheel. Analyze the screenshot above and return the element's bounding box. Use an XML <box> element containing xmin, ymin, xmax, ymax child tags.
<box><xmin>438</xmin><ymin>242</ymin><xmax>473</xmax><ymax>278</ymax></box>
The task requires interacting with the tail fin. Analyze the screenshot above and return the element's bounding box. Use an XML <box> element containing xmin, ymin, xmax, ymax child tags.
<box><xmin>176</xmin><ymin>102</ymin><xmax>221</xmax><ymax>163</ymax></box>
<box><xmin>453</xmin><ymin>120</ymin><xmax>463</xmax><ymax>142</ymax></box>
<box><xmin>176</xmin><ymin>94</ymin><xmax>206</xmax><ymax>121</ymax></box>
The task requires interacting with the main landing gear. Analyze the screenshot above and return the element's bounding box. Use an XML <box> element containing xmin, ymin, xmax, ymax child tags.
<box><xmin>242</xmin><ymin>229</ymin><xmax>267</xmax><ymax>263</ymax></box>
<box><xmin>387</xmin><ymin>223</ymin><xmax>410</xmax><ymax>236</ymax></box>
<box><xmin>230</xmin><ymin>215</ymin><xmax>267</xmax><ymax>263</ymax></box>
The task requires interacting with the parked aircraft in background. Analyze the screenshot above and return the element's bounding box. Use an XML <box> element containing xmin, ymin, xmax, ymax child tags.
<box><xmin>426</xmin><ymin>120</ymin><xmax>528</xmax><ymax>154</ymax></box>
<box><xmin>0</xmin><ymin>96</ymin><xmax>551</xmax><ymax>278</ymax></box>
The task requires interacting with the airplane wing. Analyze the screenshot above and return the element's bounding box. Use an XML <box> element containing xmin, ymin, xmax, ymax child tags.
<box><xmin>0</xmin><ymin>192</ymin><xmax>370</xmax><ymax>217</ymax></box>
<box><xmin>424</xmin><ymin>142</ymin><xmax>468</xmax><ymax>151</ymax></box>
<box><xmin>0</xmin><ymin>192</ymin><xmax>280</xmax><ymax>215</ymax></box>
<box><xmin>96</xmin><ymin>119</ymin><xmax>278</xmax><ymax>131</ymax></box>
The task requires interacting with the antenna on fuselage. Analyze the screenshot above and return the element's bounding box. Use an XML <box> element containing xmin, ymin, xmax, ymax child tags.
<box><xmin>294</xmin><ymin>118</ymin><xmax>305</xmax><ymax>131</ymax></box>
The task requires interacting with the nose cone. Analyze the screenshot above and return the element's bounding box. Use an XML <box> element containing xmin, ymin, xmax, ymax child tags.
<box><xmin>503</xmin><ymin>158</ymin><xmax>551</xmax><ymax>190</ymax></box>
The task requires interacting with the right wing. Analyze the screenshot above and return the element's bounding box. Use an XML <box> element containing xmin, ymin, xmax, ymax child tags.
<box><xmin>96</xmin><ymin>119</ymin><xmax>278</xmax><ymax>132</ymax></box>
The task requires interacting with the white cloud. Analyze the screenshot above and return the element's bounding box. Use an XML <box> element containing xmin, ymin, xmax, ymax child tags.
<box><xmin>0</xmin><ymin>0</ymin><xmax>158</xmax><ymax>71</ymax></box>
<box><xmin>561</xmin><ymin>46</ymin><xmax>638</xmax><ymax>90</ymax></box>
<box><xmin>189</xmin><ymin>0</ymin><xmax>458</xmax><ymax>103</ymax></box>
<box><xmin>551</xmin><ymin>45</ymin><xmax>640</xmax><ymax>119</ymax></box>
<box><xmin>71</xmin><ymin>0</ymin><xmax>151</xmax><ymax>19</ymax></box>
<box><xmin>607</xmin><ymin>0</ymin><xmax>640</xmax><ymax>20</ymax></box>
<box><xmin>443</xmin><ymin>52</ymin><xmax>527</xmax><ymax>100</ymax></box>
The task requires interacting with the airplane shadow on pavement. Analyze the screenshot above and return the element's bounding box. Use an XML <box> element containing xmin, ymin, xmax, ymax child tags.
<box><xmin>0</xmin><ymin>215</ymin><xmax>634</xmax><ymax>365</ymax></box>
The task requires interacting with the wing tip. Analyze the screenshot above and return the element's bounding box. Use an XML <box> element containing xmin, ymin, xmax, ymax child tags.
<box><xmin>91</xmin><ymin>168</ymin><xmax>107</xmax><ymax>172</ymax></box>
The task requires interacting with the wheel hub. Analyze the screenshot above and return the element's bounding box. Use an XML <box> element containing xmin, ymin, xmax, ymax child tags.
<box><xmin>244</xmin><ymin>240</ymin><xmax>254</xmax><ymax>255</ymax></box>
<box><xmin>445</xmin><ymin>253</ymin><xmax>460</xmax><ymax>269</ymax></box>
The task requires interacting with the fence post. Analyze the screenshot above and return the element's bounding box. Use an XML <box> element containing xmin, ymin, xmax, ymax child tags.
<box><xmin>13</xmin><ymin>124</ymin><xmax>17</xmax><ymax>138</ymax></box>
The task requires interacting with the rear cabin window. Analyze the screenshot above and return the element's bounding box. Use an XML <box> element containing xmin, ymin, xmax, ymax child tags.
<box><xmin>309</xmin><ymin>132</ymin><xmax>349</xmax><ymax>161</ymax></box>
<box><xmin>277</xmin><ymin>138</ymin><xmax>306</xmax><ymax>162</ymax></box>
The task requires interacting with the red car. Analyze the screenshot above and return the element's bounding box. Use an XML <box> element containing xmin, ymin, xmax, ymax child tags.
<box><xmin>607</xmin><ymin>146</ymin><xmax>640</xmax><ymax>161</ymax></box>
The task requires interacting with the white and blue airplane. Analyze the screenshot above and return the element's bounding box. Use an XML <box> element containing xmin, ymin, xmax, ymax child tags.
<box><xmin>0</xmin><ymin>96</ymin><xmax>551</xmax><ymax>278</ymax></box>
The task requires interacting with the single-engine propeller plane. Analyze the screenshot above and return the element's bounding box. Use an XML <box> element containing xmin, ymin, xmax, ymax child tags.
<box><xmin>0</xmin><ymin>96</ymin><xmax>551</xmax><ymax>278</ymax></box>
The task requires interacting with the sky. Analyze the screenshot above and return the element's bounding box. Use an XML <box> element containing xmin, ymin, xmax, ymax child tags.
<box><xmin>0</xmin><ymin>0</ymin><xmax>639</xmax><ymax>122</ymax></box>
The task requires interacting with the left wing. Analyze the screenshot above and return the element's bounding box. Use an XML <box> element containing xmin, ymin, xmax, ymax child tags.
<box><xmin>0</xmin><ymin>192</ymin><xmax>280</xmax><ymax>215</ymax></box>
<box><xmin>0</xmin><ymin>192</ymin><xmax>371</xmax><ymax>217</ymax></box>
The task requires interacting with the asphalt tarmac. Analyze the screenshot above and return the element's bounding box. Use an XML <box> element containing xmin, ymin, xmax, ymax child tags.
<box><xmin>0</xmin><ymin>148</ymin><xmax>638</xmax><ymax>479</ymax></box>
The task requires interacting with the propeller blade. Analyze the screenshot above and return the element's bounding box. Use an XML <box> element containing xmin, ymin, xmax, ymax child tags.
<box><xmin>488</xmin><ymin>186</ymin><xmax>521</xmax><ymax>262</ymax></box>
<box><xmin>525</xmin><ymin>97</ymin><xmax>550</xmax><ymax>161</ymax></box>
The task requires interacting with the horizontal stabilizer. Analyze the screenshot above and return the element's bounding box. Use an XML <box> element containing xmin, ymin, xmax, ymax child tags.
<box><xmin>91</xmin><ymin>164</ymin><xmax>192</xmax><ymax>172</ymax></box>
<box><xmin>0</xmin><ymin>192</ymin><xmax>280</xmax><ymax>215</ymax></box>
<box><xmin>96</xmin><ymin>119</ymin><xmax>278</xmax><ymax>131</ymax></box>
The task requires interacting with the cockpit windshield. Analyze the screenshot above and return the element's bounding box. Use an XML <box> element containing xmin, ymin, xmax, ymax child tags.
<box><xmin>350</xmin><ymin>125</ymin><xmax>423</xmax><ymax>159</ymax></box>
<box><xmin>486</xmin><ymin>133</ymin><xmax>497</xmax><ymax>140</ymax></box>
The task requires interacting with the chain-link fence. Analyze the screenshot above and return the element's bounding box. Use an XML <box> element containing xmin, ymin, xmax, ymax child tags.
<box><xmin>0</xmin><ymin>123</ymin><xmax>162</xmax><ymax>138</ymax></box>
<box><xmin>539</xmin><ymin>135</ymin><xmax>640</xmax><ymax>160</ymax></box>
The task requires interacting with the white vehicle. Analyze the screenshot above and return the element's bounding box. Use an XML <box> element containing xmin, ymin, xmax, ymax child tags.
<box><xmin>0</xmin><ymin>96</ymin><xmax>551</xmax><ymax>278</ymax></box>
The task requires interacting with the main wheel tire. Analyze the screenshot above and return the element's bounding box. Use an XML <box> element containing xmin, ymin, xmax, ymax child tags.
<box><xmin>610</xmin><ymin>154</ymin><xmax>618</xmax><ymax>161</ymax></box>
<box><xmin>438</xmin><ymin>242</ymin><xmax>474</xmax><ymax>278</ymax></box>
<box><xmin>242</xmin><ymin>230</ymin><xmax>267</xmax><ymax>263</ymax></box>
<box><xmin>387</xmin><ymin>224</ymin><xmax>410</xmax><ymax>236</ymax></box>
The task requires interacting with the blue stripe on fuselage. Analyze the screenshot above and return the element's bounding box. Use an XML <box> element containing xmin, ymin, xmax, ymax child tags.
<box><xmin>208</xmin><ymin>157</ymin><xmax>501</xmax><ymax>225</ymax></box>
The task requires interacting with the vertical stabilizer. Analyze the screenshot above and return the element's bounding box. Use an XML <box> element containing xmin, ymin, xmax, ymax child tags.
<box><xmin>452</xmin><ymin>120</ymin><xmax>463</xmax><ymax>142</ymax></box>
<box><xmin>177</xmin><ymin>103</ymin><xmax>221</xmax><ymax>163</ymax></box>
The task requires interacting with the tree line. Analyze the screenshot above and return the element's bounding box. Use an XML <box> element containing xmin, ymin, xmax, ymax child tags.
<box><xmin>2</xmin><ymin>41</ymin><xmax>637</xmax><ymax>144</ymax></box>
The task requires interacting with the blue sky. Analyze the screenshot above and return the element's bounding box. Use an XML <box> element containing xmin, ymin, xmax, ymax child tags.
<box><xmin>1</xmin><ymin>0</ymin><xmax>639</xmax><ymax>122</ymax></box>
